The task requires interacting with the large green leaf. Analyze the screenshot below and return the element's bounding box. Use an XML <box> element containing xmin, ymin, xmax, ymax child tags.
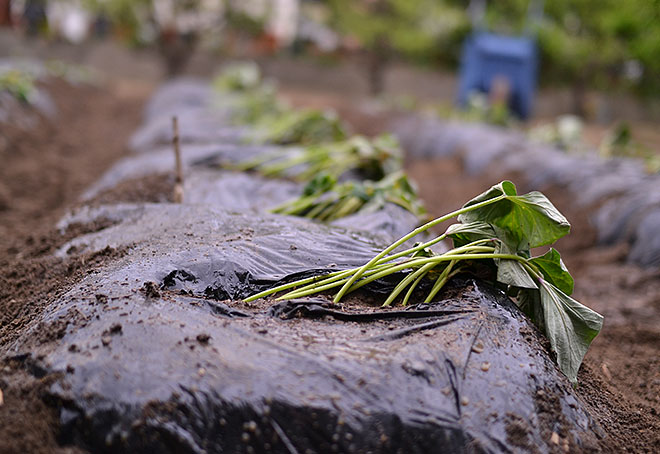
<box><xmin>530</xmin><ymin>248</ymin><xmax>574</xmax><ymax>295</ymax></box>
<box><xmin>538</xmin><ymin>281</ymin><xmax>603</xmax><ymax>383</ymax></box>
<box><xmin>494</xmin><ymin>240</ymin><xmax>537</xmax><ymax>289</ymax></box>
<box><xmin>445</xmin><ymin>221</ymin><xmax>496</xmax><ymax>247</ymax></box>
<box><xmin>458</xmin><ymin>181</ymin><xmax>571</xmax><ymax>249</ymax></box>
<box><xmin>516</xmin><ymin>288</ymin><xmax>545</xmax><ymax>329</ymax></box>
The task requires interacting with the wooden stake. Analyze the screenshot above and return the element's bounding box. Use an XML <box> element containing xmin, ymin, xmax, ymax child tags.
<box><xmin>172</xmin><ymin>116</ymin><xmax>184</xmax><ymax>203</ymax></box>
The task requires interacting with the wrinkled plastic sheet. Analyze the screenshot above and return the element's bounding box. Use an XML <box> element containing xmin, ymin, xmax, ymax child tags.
<box><xmin>393</xmin><ymin>116</ymin><xmax>525</xmax><ymax>175</ymax></box>
<box><xmin>129</xmin><ymin>107</ymin><xmax>251</xmax><ymax>153</ymax></box>
<box><xmin>7</xmin><ymin>205</ymin><xmax>600</xmax><ymax>454</ymax></box>
<box><xmin>143</xmin><ymin>78</ymin><xmax>216</xmax><ymax>122</ymax></box>
<box><xmin>629</xmin><ymin>208</ymin><xmax>660</xmax><ymax>266</ymax></box>
<box><xmin>80</xmin><ymin>144</ymin><xmax>419</xmax><ymax>242</ymax></box>
<box><xmin>53</xmin><ymin>204</ymin><xmax>386</xmax><ymax>288</ymax></box>
<box><xmin>331</xmin><ymin>202</ymin><xmax>422</xmax><ymax>245</ymax></box>
<box><xmin>82</xmin><ymin>142</ymin><xmax>296</xmax><ymax>201</ymax></box>
<box><xmin>593</xmin><ymin>182</ymin><xmax>660</xmax><ymax>245</ymax></box>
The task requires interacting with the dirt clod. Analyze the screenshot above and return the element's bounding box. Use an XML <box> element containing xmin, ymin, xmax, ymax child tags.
<box><xmin>196</xmin><ymin>333</ymin><xmax>211</xmax><ymax>344</ymax></box>
<box><xmin>141</xmin><ymin>281</ymin><xmax>161</xmax><ymax>299</ymax></box>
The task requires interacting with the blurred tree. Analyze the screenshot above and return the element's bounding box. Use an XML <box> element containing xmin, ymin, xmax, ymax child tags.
<box><xmin>83</xmin><ymin>0</ymin><xmax>222</xmax><ymax>76</ymax></box>
<box><xmin>82</xmin><ymin>0</ymin><xmax>151</xmax><ymax>45</ymax></box>
<box><xmin>0</xmin><ymin>0</ymin><xmax>12</xmax><ymax>26</ymax></box>
<box><xmin>23</xmin><ymin>0</ymin><xmax>48</xmax><ymax>36</ymax></box>
<box><xmin>326</xmin><ymin>0</ymin><xmax>468</xmax><ymax>95</ymax></box>
<box><xmin>471</xmin><ymin>0</ymin><xmax>660</xmax><ymax>115</ymax></box>
<box><xmin>538</xmin><ymin>0</ymin><xmax>660</xmax><ymax>114</ymax></box>
<box><xmin>326</xmin><ymin>0</ymin><xmax>659</xmax><ymax>107</ymax></box>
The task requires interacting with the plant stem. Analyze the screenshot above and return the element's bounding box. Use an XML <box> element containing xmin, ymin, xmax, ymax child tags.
<box><xmin>341</xmin><ymin>244</ymin><xmax>497</xmax><ymax>295</ymax></box>
<box><xmin>279</xmin><ymin>263</ymin><xmax>391</xmax><ymax>300</ymax></box>
<box><xmin>383</xmin><ymin>261</ymin><xmax>437</xmax><ymax>306</ymax></box>
<box><xmin>172</xmin><ymin>116</ymin><xmax>184</xmax><ymax>203</ymax></box>
<box><xmin>401</xmin><ymin>268</ymin><xmax>430</xmax><ymax>306</ymax></box>
<box><xmin>333</xmin><ymin>194</ymin><xmax>508</xmax><ymax>302</ymax></box>
<box><xmin>423</xmin><ymin>261</ymin><xmax>458</xmax><ymax>303</ymax></box>
<box><xmin>342</xmin><ymin>251</ymin><xmax>518</xmax><ymax>296</ymax></box>
<box><xmin>243</xmin><ymin>269</ymin><xmax>348</xmax><ymax>302</ymax></box>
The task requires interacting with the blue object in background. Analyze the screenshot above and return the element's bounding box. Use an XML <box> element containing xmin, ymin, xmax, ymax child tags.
<box><xmin>457</xmin><ymin>32</ymin><xmax>538</xmax><ymax>119</ymax></box>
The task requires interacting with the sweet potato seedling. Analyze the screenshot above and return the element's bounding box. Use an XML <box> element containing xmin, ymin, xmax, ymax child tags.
<box><xmin>246</xmin><ymin>181</ymin><xmax>603</xmax><ymax>383</ymax></box>
<box><xmin>238</xmin><ymin>134</ymin><xmax>402</xmax><ymax>182</ymax></box>
<box><xmin>0</xmin><ymin>69</ymin><xmax>37</xmax><ymax>103</ymax></box>
<box><xmin>271</xmin><ymin>171</ymin><xmax>425</xmax><ymax>221</ymax></box>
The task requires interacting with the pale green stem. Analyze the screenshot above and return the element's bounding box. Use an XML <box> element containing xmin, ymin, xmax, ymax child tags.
<box><xmin>278</xmin><ymin>263</ymin><xmax>392</xmax><ymax>300</ymax></box>
<box><xmin>341</xmin><ymin>251</ymin><xmax>518</xmax><ymax>295</ymax></box>
<box><xmin>401</xmin><ymin>268</ymin><xmax>430</xmax><ymax>307</ymax></box>
<box><xmin>271</xmin><ymin>194</ymin><xmax>318</xmax><ymax>215</ymax></box>
<box><xmin>334</xmin><ymin>194</ymin><xmax>508</xmax><ymax>302</ymax></box>
<box><xmin>383</xmin><ymin>261</ymin><xmax>437</xmax><ymax>307</ymax></box>
<box><xmin>284</xmin><ymin>240</ymin><xmax>494</xmax><ymax>299</ymax></box>
<box><xmin>273</xmin><ymin>262</ymin><xmax>393</xmax><ymax>299</ymax></box>
<box><xmin>244</xmin><ymin>237</ymin><xmax>501</xmax><ymax>303</ymax></box>
<box><xmin>423</xmin><ymin>261</ymin><xmax>458</xmax><ymax>303</ymax></box>
<box><xmin>305</xmin><ymin>199</ymin><xmax>333</xmax><ymax>218</ymax></box>
<box><xmin>243</xmin><ymin>269</ymin><xmax>348</xmax><ymax>302</ymax></box>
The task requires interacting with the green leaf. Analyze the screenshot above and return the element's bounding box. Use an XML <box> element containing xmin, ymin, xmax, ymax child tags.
<box><xmin>410</xmin><ymin>241</ymin><xmax>435</xmax><ymax>258</ymax></box>
<box><xmin>445</xmin><ymin>221</ymin><xmax>496</xmax><ymax>247</ymax></box>
<box><xmin>516</xmin><ymin>288</ymin><xmax>545</xmax><ymax>329</ymax></box>
<box><xmin>458</xmin><ymin>181</ymin><xmax>571</xmax><ymax>249</ymax></box>
<box><xmin>494</xmin><ymin>240</ymin><xmax>537</xmax><ymax>289</ymax></box>
<box><xmin>302</xmin><ymin>172</ymin><xmax>336</xmax><ymax>196</ymax></box>
<box><xmin>537</xmin><ymin>281</ymin><xmax>603</xmax><ymax>383</ymax></box>
<box><xmin>497</xmin><ymin>259</ymin><xmax>537</xmax><ymax>289</ymax></box>
<box><xmin>530</xmin><ymin>248</ymin><xmax>575</xmax><ymax>295</ymax></box>
<box><xmin>446</xmin><ymin>220</ymin><xmax>537</xmax><ymax>288</ymax></box>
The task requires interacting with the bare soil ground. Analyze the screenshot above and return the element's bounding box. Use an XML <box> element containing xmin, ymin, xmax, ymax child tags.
<box><xmin>0</xmin><ymin>75</ymin><xmax>658</xmax><ymax>453</ymax></box>
<box><xmin>0</xmin><ymin>78</ymin><xmax>150</xmax><ymax>454</ymax></box>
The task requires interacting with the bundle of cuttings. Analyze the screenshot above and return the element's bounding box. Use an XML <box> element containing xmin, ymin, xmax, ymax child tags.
<box><xmin>272</xmin><ymin>171</ymin><xmax>426</xmax><ymax>221</ymax></box>
<box><xmin>600</xmin><ymin>122</ymin><xmax>660</xmax><ymax>173</ymax></box>
<box><xmin>213</xmin><ymin>61</ymin><xmax>263</xmax><ymax>93</ymax></box>
<box><xmin>528</xmin><ymin>115</ymin><xmax>588</xmax><ymax>153</ymax></box>
<box><xmin>247</xmin><ymin>181</ymin><xmax>603</xmax><ymax>383</ymax></box>
<box><xmin>250</xmin><ymin>109</ymin><xmax>347</xmax><ymax>145</ymax></box>
<box><xmin>212</xmin><ymin>62</ymin><xmax>286</xmax><ymax>124</ymax></box>
<box><xmin>45</xmin><ymin>60</ymin><xmax>98</xmax><ymax>85</ymax></box>
<box><xmin>440</xmin><ymin>92</ymin><xmax>514</xmax><ymax>127</ymax></box>
<box><xmin>237</xmin><ymin>134</ymin><xmax>401</xmax><ymax>181</ymax></box>
<box><xmin>0</xmin><ymin>69</ymin><xmax>37</xmax><ymax>103</ymax></box>
<box><xmin>225</xmin><ymin>84</ymin><xmax>286</xmax><ymax>125</ymax></box>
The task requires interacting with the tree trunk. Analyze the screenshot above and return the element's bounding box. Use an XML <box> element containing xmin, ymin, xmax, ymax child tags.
<box><xmin>366</xmin><ymin>35</ymin><xmax>390</xmax><ymax>97</ymax></box>
<box><xmin>367</xmin><ymin>52</ymin><xmax>386</xmax><ymax>96</ymax></box>
<box><xmin>0</xmin><ymin>0</ymin><xmax>12</xmax><ymax>26</ymax></box>
<box><xmin>158</xmin><ymin>28</ymin><xmax>199</xmax><ymax>77</ymax></box>
<box><xmin>571</xmin><ymin>76</ymin><xmax>587</xmax><ymax>118</ymax></box>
